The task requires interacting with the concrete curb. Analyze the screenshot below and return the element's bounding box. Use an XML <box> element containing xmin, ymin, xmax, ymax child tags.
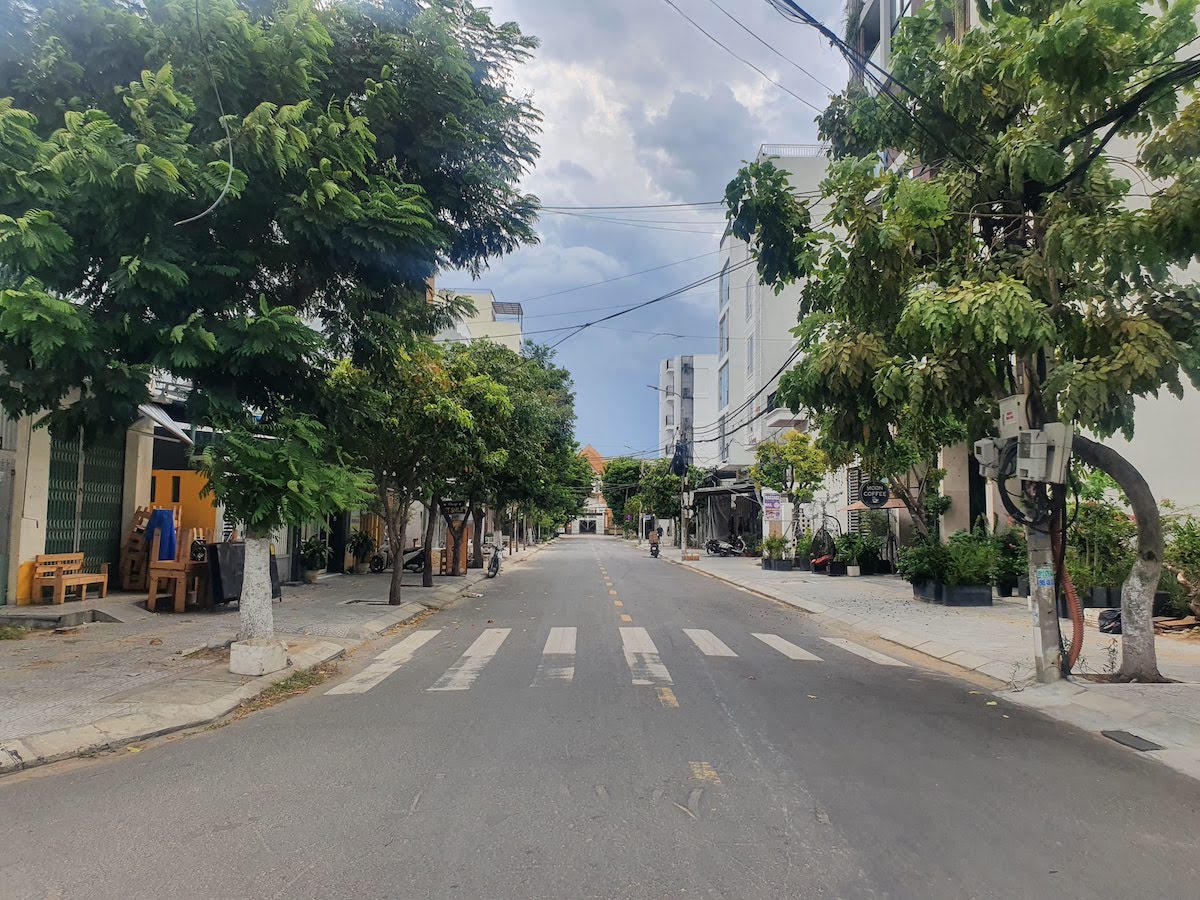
<box><xmin>0</xmin><ymin>602</ymin><xmax>431</xmax><ymax>777</ymax></box>
<box><xmin>666</xmin><ymin>552</ymin><xmax>1200</xmax><ymax>782</ymax></box>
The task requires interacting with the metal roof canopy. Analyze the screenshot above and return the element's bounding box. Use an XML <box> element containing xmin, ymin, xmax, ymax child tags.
<box><xmin>492</xmin><ymin>301</ymin><xmax>524</xmax><ymax>319</ymax></box>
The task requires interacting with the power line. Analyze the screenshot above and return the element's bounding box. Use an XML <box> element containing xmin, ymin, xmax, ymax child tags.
<box><xmin>544</xmin><ymin>209</ymin><xmax>726</xmax><ymax>235</ymax></box>
<box><xmin>660</xmin><ymin>0</ymin><xmax>826</xmax><ymax>115</ymax></box>
<box><xmin>541</xmin><ymin>210</ymin><xmax>728</xmax><ymax>226</ymax></box>
<box><xmin>512</xmin><ymin>250</ymin><xmax>722</xmax><ymax>305</ymax></box>
<box><xmin>541</xmin><ymin>200</ymin><xmax>724</xmax><ymax>211</ymax></box>
<box><xmin>702</xmin><ymin>0</ymin><xmax>836</xmax><ymax>94</ymax></box>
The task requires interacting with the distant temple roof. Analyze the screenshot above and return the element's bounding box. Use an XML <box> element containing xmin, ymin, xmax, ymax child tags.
<box><xmin>580</xmin><ymin>444</ymin><xmax>606</xmax><ymax>476</ymax></box>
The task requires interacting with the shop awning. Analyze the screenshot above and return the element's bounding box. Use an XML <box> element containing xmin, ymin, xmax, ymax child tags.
<box><xmin>138</xmin><ymin>403</ymin><xmax>193</xmax><ymax>446</ymax></box>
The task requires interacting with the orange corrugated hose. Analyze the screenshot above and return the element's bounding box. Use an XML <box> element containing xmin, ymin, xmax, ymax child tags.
<box><xmin>1051</xmin><ymin>528</ymin><xmax>1084</xmax><ymax>670</ymax></box>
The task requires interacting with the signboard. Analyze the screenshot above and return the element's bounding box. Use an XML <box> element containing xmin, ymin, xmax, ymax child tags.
<box><xmin>1035</xmin><ymin>566</ymin><xmax>1054</xmax><ymax>589</ymax></box>
<box><xmin>441</xmin><ymin>499</ymin><xmax>469</xmax><ymax>520</ymax></box>
<box><xmin>860</xmin><ymin>481</ymin><xmax>890</xmax><ymax>509</ymax></box>
<box><xmin>763</xmin><ymin>490</ymin><xmax>782</xmax><ymax>522</ymax></box>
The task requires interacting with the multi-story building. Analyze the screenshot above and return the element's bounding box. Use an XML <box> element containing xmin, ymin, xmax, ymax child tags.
<box><xmin>846</xmin><ymin>0</ymin><xmax>1200</xmax><ymax>524</ymax></box>
<box><xmin>708</xmin><ymin>144</ymin><xmax>825</xmax><ymax>471</ymax></box>
<box><xmin>658</xmin><ymin>354</ymin><xmax>720</xmax><ymax>469</ymax></box>
<box><xmin>437</xmin><ymin>290</ymin><xmax>524</xmax><ymax>351</ymax></box>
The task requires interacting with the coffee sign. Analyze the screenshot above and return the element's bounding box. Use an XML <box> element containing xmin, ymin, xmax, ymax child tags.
<box><xmin>860</xmin><ymin>481</ymin><xmax>890</xmax><ymax>509</ymax></box>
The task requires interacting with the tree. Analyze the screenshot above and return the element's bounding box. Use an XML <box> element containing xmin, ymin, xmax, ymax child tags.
<box><xmin>198</xmin><ymin>414</ymin><xmax>373</xmax><ymax>639</ymax></box>
<box><xmin>749</xmin><ymin>430</ymin><xmax>829</xmax><ymax>541</ymax></box>
<box><xmin>0</xmin><ymin>0</ymin><xmax>541</xmax><ymax>632</ymax></box>
<box><xmin>726</xmin><ymin>0</ymin><xmax>1200</xmax><ymax>680</ymax></box>
<box><xmin>601</xmin><ymin>456</ymin><xmax>645</xmax><ymax>531</ymax></box>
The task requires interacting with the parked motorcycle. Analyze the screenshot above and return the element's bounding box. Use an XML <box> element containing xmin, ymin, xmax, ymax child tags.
<box><xmin>485</xmin><ymin>543</ymin><xmax>502</xmax><ymax>578</ymax></box>
<box><xmin>650</xmin><ymin>542</ymin><xmax>660</xmax><ymax>558</ymax></box>
<box><xmin>705</xmin><ymin>536</ymin><xmax>746</xmax><ymax>557</ymax></box>
<box><xmin>368</xmin><ymin>544</ymin><xmax>426</xmax><ymax>574</ymax></box>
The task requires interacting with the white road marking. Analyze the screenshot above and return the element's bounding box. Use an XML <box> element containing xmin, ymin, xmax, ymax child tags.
<box><xmin>620</xmin><ymin>627</ymin><xmax>673</xmax><ymax>685</ymax></box>
<box><xmin>752</xmin><ymin>633</ymin><xmax>823</xmax><ymax>661</ymax></box>
<box><xmin>821</xmin><ymin>637</ymin><xmax>909</xmax><ymax>667</ymax></box>
<box><xmin>683</xmin><ymin>628</ymin><xmax>738</xmax><ymax>657</ymax></box>
<box><xmin>326</xmin><ymin>630</ymin><xmax>441</xmax><ymax>695</ymax></box>
<box><xmin>428</xmin><ymin>628</ymin><xmax>511</xmax><ymax>691</ymax></box>
<box><xmin>533</xmin><ymin>627</ymin><xmax>577</xmax><ymax>685</ymax></box>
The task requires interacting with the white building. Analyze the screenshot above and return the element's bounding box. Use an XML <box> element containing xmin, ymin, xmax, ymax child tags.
<box><xmin>658</xmin><ymin>354</ymin><xmax>720</xmax><ymax>469</ymax></box>
<box><xmin>437</xmin><ymin>290</ymin><xmax>524</xmax><ymax>352</ymax></box>
<box><xmin>708</xmin><ymin>144</ymin><xmax>826</xmax><ymax>471</ymax></box>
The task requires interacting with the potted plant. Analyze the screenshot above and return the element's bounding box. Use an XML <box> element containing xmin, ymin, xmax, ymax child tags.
<box><xmin>854</xmin><ymin>534</ymin><xmax>883</xmax><ymax>576</ymax></box>
<box><xmin>991</xmin><ymin>528</ymin><xmax>1026</xmax><ymax>598</ymax></box>
<box><xmin>793</xmin><ymin>529</ymin><xmax>814</xmax><ymax>571</ymax></box>
<box><xmin>762</xmin><ymin>535</ymin><xmax>783</xmax><ymax>570</ymax></box>
<box><xmin>348</xmin><ymin>528</ymin><xmax>376</xmax><ymax>575</ymax></box>
<box><xmin>896</xmin><ymin>538</ymin><xmax>948</xmax><ymax>602</ymax></box>
<box><xmin>300</xmin><ymin>535</ymin><xmax>330</xmax><ymax>584</ymax></box>
<box><xmin>941</xmin><ymin>530</ymin><xmax>995</xmax><ymax>606</ymax></box>
<box><xmin>830</xmin><ymin>533</ymin><xmax>855</xmax><ymax>576</ymax></box>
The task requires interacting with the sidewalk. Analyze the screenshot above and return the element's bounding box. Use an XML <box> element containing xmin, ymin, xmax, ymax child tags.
<box><xmin>672</xmin><ymin>551</ymin><xmax>1200</xmax><ymax>781</ymax></box>
<box><xmin>0</xmin><ymin>543</ymin><xmax>546</xmax><ymax>775</ymax></box>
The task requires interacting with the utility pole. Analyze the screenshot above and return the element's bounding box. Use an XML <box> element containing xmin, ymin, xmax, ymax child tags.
<box><xmin>637</xmin><ymin>458</ymin><xmax>646</xmax><ymax>546</ymax></box>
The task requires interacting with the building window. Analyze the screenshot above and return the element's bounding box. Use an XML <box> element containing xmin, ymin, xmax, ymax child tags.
<box><xmin>718</xmin><ymin>314</ymin><xmax>729</xmax><ymax>356</ymax></box>
<box><xmin>150</xmin><ymin>475</ymin><xmax>157</xmax><ymax>503</ymax></box>
<box><xmin>718</xmin><ymin>362</ymin><xmax>729</xmax><ymax>409</ymax></box>
<box><xmin>892</xmin><ymin>0</ymin><xmax>914</xmax><ymax>32</ymax></box>
<box><xmin>745</xmin><ymin>276</ymin><xmax>754</xmax><ymax>320</ymax></box>
<box><xmin>719</xmin><ymin>415</ymin><xmax>728</xmax><ymax>462</ymax></box>
<box><xmin>665</xmin><ymin>415</ymin><xmax>674</xmax><ymax>426</ymax></box>
<box><xmin>746</xmin><ymin>334</ymin><xmax>755</xmax><ymax>377</ymax></box>
<box><xmin>719</xmin><ymin>261</ymin><xmax>730</xmax><ymax>308</ymax></box>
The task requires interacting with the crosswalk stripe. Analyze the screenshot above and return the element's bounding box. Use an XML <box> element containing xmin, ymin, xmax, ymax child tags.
<box><xmin>683</xmin><ymin>628</ymin><xmax>738</xmax><ymax>657</ymax></box>
<box><xmin>620</xmin><ymin>626</ymin><xmax>673</xmax><ymax>685</ymax></box>
<box><xmin>533</xmin><ymin>627</ymin><xmax>576</xmax><ymax>685</ymax></box>
<box><xmin>821</xmin><ymin>637</ymin><xmax>909</xmax><ymax>667</ymax></box>
<box><xmin>326</xmin><ymin>630</ymin><xmax>441</xmax><ymax>695</ymax></box>
<box><xmin>752</xmin><ymin>633</ymin><xmax>822</xmax><ymax>661</ymax></box>
<box><xmin>428</xmin><ymin>628</ymin><xmax>511</xmax><ymax>691</ymax></box>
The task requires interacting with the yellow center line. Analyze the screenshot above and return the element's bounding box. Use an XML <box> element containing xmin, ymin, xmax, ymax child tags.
<box><xmin>608</xmin><ymin>590</ymin><xmax>618</xmax><ymax>596</ymax></box>
<box><xmin>613</xmin><ymin>600</ymin><xmax>623</xmax><ymax>608</ymax></box>
<box><xmin>620</xmin><ymin>614</ymin><xmax>633</xmax><ymax>623</ymax></box>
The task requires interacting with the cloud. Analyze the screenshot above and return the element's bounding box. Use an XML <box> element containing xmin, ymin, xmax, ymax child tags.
<box><xmin>632</xmin><ymin>84</ymin><xmax>766</xmax><ymax>201</ymax></box>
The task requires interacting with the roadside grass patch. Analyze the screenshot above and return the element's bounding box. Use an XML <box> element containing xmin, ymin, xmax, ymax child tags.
<box><xmin>0</xmin><ymin>624</ymin><xmax>27</xmax><ymax>640</ymax></box>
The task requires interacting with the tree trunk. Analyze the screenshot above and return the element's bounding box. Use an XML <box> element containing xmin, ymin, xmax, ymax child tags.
<box><xmin>1072</xmin><ymin>435</ymin><xmax>1165</xmax><ymax>682</ymax></box>
<box><xmin>381</xmin><ymin>484</ymin><xmax>410</xmax><ymax>606</ymax></box>
<box><xmin>422</xmin><ymin>498</ymin><xmax>438</xmax><ymax>588</ymax></box>
<box><xmin>471</xmin><ymin>508</ymin><xmax>485</xmax><ymax>569</ymax></box>
<box><xmin>441</xmin><ymin>504</ymin><xmax>469</xmax><ymax>576</ymax></box>
<box><xmin>239</xmin><ymin>534</ymin><xmax>275</xmax><ymax>641</ymax></box>
<box><xmin>889</xmin><ymin>476</ymin><xmax>929</xmax><ymax>540</ymax></box>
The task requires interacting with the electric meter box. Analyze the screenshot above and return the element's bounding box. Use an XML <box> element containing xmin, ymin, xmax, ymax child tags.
<box><xmin>998</xmin><ymin>395</ymin><xmax>1029</xmax><ymax>439</ymax></box>
<box><xmin>1016</xmin><ymin>424</ymin><xmax>1073</xmax><ymax>484</ymax></box>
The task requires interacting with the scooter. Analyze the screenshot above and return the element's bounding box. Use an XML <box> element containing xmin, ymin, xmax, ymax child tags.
<box><xmin>705</xmin><ymin>536</ymin><xmax>746</xmax><ymax>557</ymax></box>
<box><xmin>649</xmin><ymin>542</ymin><xmax>660</xmax><ymax>558</ymax></box>
<box><xmin>485</xmin><ymin>543</ymin><xmax>502</xmax><ymax>578</ymax></box>
<box><xmin>368</xmin><ymin>544</ymin><xmax>426</xmax><ymax>574</ymax></box>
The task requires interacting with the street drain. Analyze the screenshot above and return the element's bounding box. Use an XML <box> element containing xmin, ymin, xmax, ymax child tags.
<box><xmin>1101</xmin><ymin>730</ymin><xmax>1165</xmax><ymax>752</ymax></box>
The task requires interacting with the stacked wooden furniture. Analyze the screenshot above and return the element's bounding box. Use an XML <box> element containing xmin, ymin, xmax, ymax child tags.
<box><xmin>120</xmin><ymin>506</ymin><xmax>180</xmax><ymax>591</ymax></box>
<box><xmin>31</xmin><ymin>553</ymin><xmax>110</xmax><ymax>605</ymax></box>
<box><xmin>147</xmin><ymin>526</ymin><xmax>215</xmax><ymax>613</ymax></box>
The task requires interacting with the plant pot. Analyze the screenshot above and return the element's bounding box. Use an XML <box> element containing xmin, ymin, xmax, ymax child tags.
<box><xmin>303</xmin><ymin>569</ymin><xmax>322</xmax><ymax>585</ymax></box>
<box><xmin>761</xmin><ymin>559</ymin><xmax>774</xmax><ymax>570</ymax></box>
<box><xmin>995</xmin><ymin>577</ymin><xmax>1017</xmax><ymax>598</ymax></box>
<box><xmin>795</xmin><ymin>558</ymin><xmax>812</xmax><ymax>572</ymax></box>
<box><xmin>1154</xmin><ymin>592</ymin><xmax>1174</xmax><ymax>616</ymax></box>
<box><xmin>942</xmin><ymin>583</ymin><xmax>993</xmax><ymax>606</ymax></box>
<box><xmin>812</xmin><ymin>560</ymin><xmax>828</xmax><ymax>574</ymax></box>
<box><xmin>912</xmin><ymin>579</ymin><xmax>942</xmax><ymax>603</ymax></box>
<box><xmin>353</xmin><ymin>561</ymin><xmax>370</xmax><ymax>575</ymax></box>
<box><xmin>828</xmin><ymin>561</ymin><xmax>848</xmax><ymax>576</ymax></box>
<box><xmin>1017</xmin><ymin>575</ymin><xmax>1030</xmax><ymax>597</ymax></box>
<box><xmin>775</xmin><ymin>559</ymin><xmax>793</xmax><ymax>572</ymax></box>
<box><xmin>1089</xmin><ymin>586</ymin><xmax>1119</xmax><ymax>609</ymax></box>
<box><xmin>846</xmin><ymin>565</ymin><xmax>862</xmax><ymax>577</ymax></box>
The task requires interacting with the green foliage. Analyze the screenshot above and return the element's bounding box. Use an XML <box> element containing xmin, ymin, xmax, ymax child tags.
<box><xmin>727</xmin><ymin>0</ymin><xmax>1200</xmax><ymax>500</ymax></box>
<box><xmin>896</xmin><ymin>537</ymin><xmax>949</xmax><ymax>584</ymax></box>
<box><xmin>1165</xmin><ymin>514</ymin><xmax>1200</xmax><ymax>616</ymax></box>
<box><xmin>299</xmin><ymin>535</ymin><xmax>331</xmax><ymax>571</ymax></box>
<box><xmin>199</xmin><ymin>414</ymin><xmax>373</xmax><ymax>538</ymax></box>
<box><xmin>601</xmin><ymin>456</ymin><xmax>644</xmax><ymax>524</ymax></box>
<box><xmin>991</xmin><ymin>527</ymin><xmax>1027</xmax><ymax>585</ymax></box>
<box><xmin>348</xmin><ymin>528</ymin><xmax>376</xmax><ymax>561</ymax></box>
<box><xmin>1066</xmin><ymin>478</ymin><xmax>1137</xmax><ymax>590</ymax></box>
<box><xmin>943</xmin><ymin>529</ymin><xmax>995</xmax><ymax>587</ymax></box>
<box><xmin>833</xmin><ymin>532</ymin><xmax>860</xmax><ymax>564</ymax></box>
<box><xmin>749</xmin><ymin>430</ymin><xmax>829</xmax><ymax>504</ymax></box>
<box><xmin>762</xmin><ymin>534</ymin><xmax>789</xmax><ymax>561</ymax></box>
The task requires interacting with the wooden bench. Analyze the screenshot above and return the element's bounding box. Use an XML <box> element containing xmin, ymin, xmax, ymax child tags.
<box><xmin>32</xmin><ymin>553</ymin><xmax>110</xmax><ymax>605</ymax></box>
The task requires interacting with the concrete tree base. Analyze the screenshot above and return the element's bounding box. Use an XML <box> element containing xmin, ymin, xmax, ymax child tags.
<box><xmin>229</xmin><ymin>638</ymin><xmax>290</xmax><ymax>676</ymax></box>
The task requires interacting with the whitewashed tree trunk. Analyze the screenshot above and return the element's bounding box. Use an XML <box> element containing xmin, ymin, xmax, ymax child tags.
<box><xmin>238</xmin><ymin>535</ymin><xmax>275</xmax><ymax>641</ymax></box>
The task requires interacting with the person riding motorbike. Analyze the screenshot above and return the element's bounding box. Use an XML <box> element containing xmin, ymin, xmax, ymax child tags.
<box><xmin>648</xmin><ymin>526</ymin><xmax>661</xmax><ymax>558</ymax></box>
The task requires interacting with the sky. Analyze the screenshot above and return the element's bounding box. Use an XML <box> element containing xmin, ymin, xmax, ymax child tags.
<box><xmin>443</xmin><ymin>0</ymin><xmax>849</xmax><ymax>459</ymax></box>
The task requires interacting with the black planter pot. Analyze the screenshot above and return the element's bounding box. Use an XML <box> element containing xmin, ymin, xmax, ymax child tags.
<box><xmin>795</xmin><ymin>558</ymin><xmax>812</xmax><ymax>572</ymax></box>
<box><xmin>912</xmin><ymin>579</ymin><xmax>942</xmax><ymax>603</ymax></box>
<box><xmin>857</xmin><ymin>558</ymin><xmax>879</xmax><ymax>576</ymax></box>
<box><xmin>1088</xmin><ymin>586</ymin><xmax>1118</xmax><ymax>608</ymax></box>
<box><xmin>761</xmin><ymin>559</ymin><xmax>773</xmax><ymax>570</ymax></box>
<box><xmin>812</xmin><ymin>560</ymin><xmax>829</xmax><ymax>574</ymax></box>
<box><xmin>995</xmin><ymin>577</ymin><xmax>1018</xmax><ymax>598</ymax></box>
<box><xmin>1155</xmin><ymin>592</ymin><xmax>1174</xmax><ymax>616</ymax></box>
<box><xmin>775</xmin><ymin>559</ymin><xmax>793</xmax><ymax>572</ymax></box>
<box><xmin>1017</xmin><ymin>575</ymin><xmax>1030</xmax><ymax>597</ymax></box>
<box><xmin>941</xmin><ymin>583</ymin><xmax>993</xmax><ymax>606</ymax></box>
<box><xmin>828</xmin><ymin>561</ymin><xmax>848</xmax><ymax>576</ymax></box>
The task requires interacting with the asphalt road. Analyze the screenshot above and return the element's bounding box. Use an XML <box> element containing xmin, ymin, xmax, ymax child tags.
<box><xmin>2</xmin><ymin>535</ymin><xmax>1197</xmax><ymax>899</ymax></box>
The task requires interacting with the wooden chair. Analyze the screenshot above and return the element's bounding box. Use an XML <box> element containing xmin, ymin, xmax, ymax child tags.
<box><xmin>120</xmin><ymin>505</ymin><xmax>181</xmax><ymax>591</ymax></box>
<box><xmin>147</xmin><ymin>527</ymin><xmax>214</xmax><ymax>613</ymax></box>
<box><xmin>32</xmin><ymin>553</ymin><xmax>109</xmax><ymax>605</ymax></box>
